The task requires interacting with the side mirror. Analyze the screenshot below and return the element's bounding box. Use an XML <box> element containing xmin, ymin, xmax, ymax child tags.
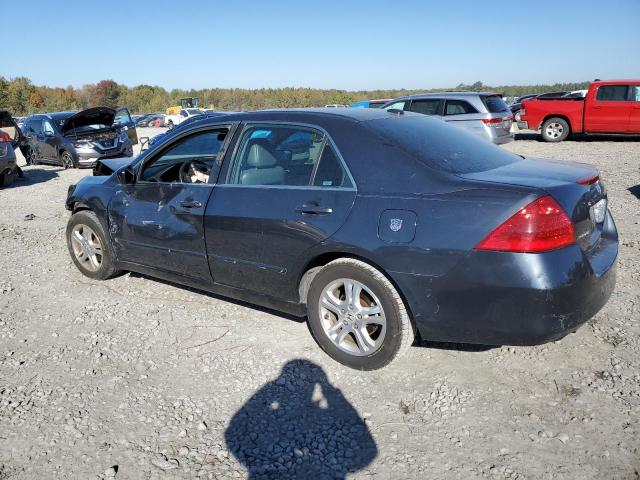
<box><xmin>116</xmin><ymin>165</ymin><xmax>136</xmax><ymax>184</ymax></box>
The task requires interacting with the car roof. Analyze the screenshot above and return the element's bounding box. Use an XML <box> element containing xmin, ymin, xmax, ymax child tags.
<box><xmin>392</xmin><ymin>92</ymin><xmax>500</xmax><ymax>101</ymax></box>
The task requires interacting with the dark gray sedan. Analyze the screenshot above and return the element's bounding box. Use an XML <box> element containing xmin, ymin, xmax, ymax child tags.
<box><xmin>64</xmin><ymin>108</ymin><xmax>617</xmax><ymax>369</ymax></box>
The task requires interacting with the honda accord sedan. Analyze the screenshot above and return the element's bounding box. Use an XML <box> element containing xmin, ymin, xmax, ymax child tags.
<box><xmin>64</xmin><ymin>109</ymin><xmax>617</xmax><ymax>370</ymax></box>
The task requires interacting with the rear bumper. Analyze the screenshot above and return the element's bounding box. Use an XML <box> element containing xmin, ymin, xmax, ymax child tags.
<box><xmin>517</xmin><ymin>120</ymin><xmax>529</xmax><ymax>130</ymax></box>
<box><xmin>391</xmin><ymin>212</ymin><xmax>618</xmax><ymax>346</ymax></box>
<box><xmin>491</xmin><ymin>132</ymin><xmax>514</xmax><ymax>145</ymax></box>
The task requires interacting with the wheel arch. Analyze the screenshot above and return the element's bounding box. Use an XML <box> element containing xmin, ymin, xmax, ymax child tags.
<box><xmin>542</xmin><ymin>114</ymin><xmax>572</xmax><ymax>133</ymax></box>
<box><xmin>297</xmin><ymin>251</ymin><xmax>417</xmax><ymax>333</ymax></box>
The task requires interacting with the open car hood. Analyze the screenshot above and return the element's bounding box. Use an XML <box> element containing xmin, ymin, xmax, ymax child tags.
<box><xmin>0</xmin><ymin>110</ymin><xmax>24</xmax><ymax>148</ymax></box>
<box><xmin>61</xmin><ymin>107</ymin><xmax>116</xmax><ymax>134</ymax></box>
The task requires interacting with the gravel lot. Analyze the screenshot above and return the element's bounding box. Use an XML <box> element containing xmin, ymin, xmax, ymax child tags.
<box><xmin>1</xmin><ymin>128</ymin><xmax>638</xmax><ymax>479</ymax></box>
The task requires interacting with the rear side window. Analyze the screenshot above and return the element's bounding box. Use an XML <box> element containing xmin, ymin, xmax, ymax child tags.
<box><xmin>408</xmin><ymin>99</ymin><xmax>441</xmax><ymax>115</ymax></box>
<box><xmin>596</xmin><ymin>85</ymin><xmax>629</xmax><ymax>101</ymax></box>
<box><xmin>312</xmin><ymin>144</ymin><xmax>353</xmax><ymax>188</ymax></box>
<box><xmin>633</xmin><ymin>86</ymin><xmax>640</xmax><ymax>102</ymax></box>
<box><xmin>445</xmin><ymin>100</ymin><xmax>478</xmax><ymax>115</ymax></box>
<box><xmin>481</xmin><ymin>95</ymin><xmax>509</xmax><ymax>113</ymax></box>
<box><xmin>364</xmin><ymin>115</ymin><xmax>521</xmax><ymax>174</ymax></box>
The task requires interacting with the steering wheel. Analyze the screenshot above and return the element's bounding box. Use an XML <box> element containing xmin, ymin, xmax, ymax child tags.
<box><xmin>179</xmin><ymin>160</ymin><xmax>210</xmax><ymax>183</ymax></box>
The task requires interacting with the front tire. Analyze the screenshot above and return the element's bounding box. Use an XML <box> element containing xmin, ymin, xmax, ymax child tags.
<box><xmin>306</xmin><ymin>258</ymin><xmax>414</xmax><ymax>370</ymax></box>
<box><xmin>60</xmin><ymin>150</ymin><xmax>76</xmax><ymax>169</ymax></box>
<box><xmin>66</xmin><ymin>210</ymin><xmax>119</xmax><ymax>280</ymax></box>
<box><xmin>541</xmin><ymin>117</ymin><xmax>570</xmax><ymax>142</ymax></box>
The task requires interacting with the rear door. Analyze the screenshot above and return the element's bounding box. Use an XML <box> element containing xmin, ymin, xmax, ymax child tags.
<box><xmin>628</xmin><ymin>85</ymin><xmax>640</xmax><ymax>133</ymax></box>
<box><xmin>442</xmin><ymin>98</ymin><xmax>483</xmax><ymax>136</ymax></box>
<box><xmin>204</xmin><ymin>123</ymin><xmax>356</xmax><ymax>300</ymax></box>
<box><xmin>584</xmin><ymin>84</ymin><xmax>632</xmax><ymax>133</ymax></box>
<box><xmin>114</xmin><ymin>107</ymin><xmax>139</xmax><ymax>145</ymax></box>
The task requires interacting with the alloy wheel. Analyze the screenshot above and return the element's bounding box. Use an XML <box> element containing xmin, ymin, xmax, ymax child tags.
<box><xmin>545</xmin><ymin>122</ymin><xmax>564</xmax><ymax>139</ymax></box>
<box><xmin>61</xmin><ymin>152</ymin><xmax>74</xmax><ymax>169</ymax></box>
<box><xmin>70</xmin><ymin>224</ymin><xmax>103</xmax><ymax>272</ymax></box>
<box><xmin>318</xmin><ymin>278</ymin><xmax>387</xmax><ymax>356</ymax></box>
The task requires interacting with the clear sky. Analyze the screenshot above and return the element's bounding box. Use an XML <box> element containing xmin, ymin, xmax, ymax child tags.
<box><xmin>3</xmin><ymin>0</ymin><xmax>639</xmax><ymax>90</ymax></box>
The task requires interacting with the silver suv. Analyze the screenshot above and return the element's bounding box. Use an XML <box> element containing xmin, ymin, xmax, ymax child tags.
<box><xmin>382</xmin><ymin>92</ymin><xmax>514</xmax><ymax>144</ymax></box>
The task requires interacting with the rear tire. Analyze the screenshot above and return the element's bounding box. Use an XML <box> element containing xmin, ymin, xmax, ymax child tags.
<box><xmin>541</xmin><ymin>117</ymin><xmax>570</xmax><ymax>142</ymax></box>
<box><xmin>306</xmin><ymin>258</ymin><xmax>414</xmax><ymax>370</ymax></box>
<box><xmin>0</xmin><ymin>171</ymin><xmax>15</xmax><ymax>187</ymax></box>
<box><xmin>66</xmin><ymin>210</ymin><xmax>119</xmax><ymax>280</ymax></box>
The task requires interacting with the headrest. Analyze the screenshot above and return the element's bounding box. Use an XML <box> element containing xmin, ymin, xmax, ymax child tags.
<box><xmin>246</xmin><ymin>143</ymin><xmax>278</xmax><ymax>168</ymax></box>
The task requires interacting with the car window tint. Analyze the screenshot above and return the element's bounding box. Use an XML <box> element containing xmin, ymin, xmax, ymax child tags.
<box><xmin>229</xmin><ymin>125</ymin><xmax>326</xmax><ymax>186</ymax></box>
<box><xmin>312</xmin><ymin>144</ymin><xmax>353</xmax><ymax>188</ymax></box>
<box><xmin>384</xmin><ymin>101</ymin><xmax>406</xmax><ymax>111</ymax></box>
<box><xmin>596</xmin><ymin>85</ymin><xmax>629</xmax><ymax>101</ymax></box>
<box><xmin>140</xmin><ymin>129</ymin><xmax>227</xmax><ymax>182</ymax></box>
<box><xmin>42</xmin><ymin>120</ymin><xmax>55</xmax><ymax>135</ymax></box>
<box><xmin>445</xmin><ymin>100</ymin><xmax>478</xmax><ymax>115</ymax></box>
<box><xmin>482</xmin><ymin>95</ymin><xmax>510</xmax><ymax>113</ymax></box>
<box><xmin>408</xmin><ymin>99</ymin><xmax>440</xmax><ymax>115</ymax></box>
<box><xmin>364</xmin><ymin>115</ymin><xmax>521</xmax><ymax>174</ymax></box>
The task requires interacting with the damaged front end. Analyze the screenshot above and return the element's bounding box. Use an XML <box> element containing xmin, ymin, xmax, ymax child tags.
<box><xmin>63</xmin><ymin>107</ymin><xmax>134</xmax><ymax>167</ymax></box>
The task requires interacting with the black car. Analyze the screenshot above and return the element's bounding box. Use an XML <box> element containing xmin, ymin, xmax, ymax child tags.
<box><xmin>22</xmin><ymin>107</ymin><xmax>137</xmax><ymax>168</ymax></box>
<box><xmin>65</xmin><ymin>109</ymin><xmax>617</xmax><ymax>370</ymax></box>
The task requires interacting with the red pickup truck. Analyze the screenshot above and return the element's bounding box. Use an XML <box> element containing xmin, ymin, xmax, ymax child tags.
<box><xmin>518</xmin><ymin>80</ymin><xmax>640</xmax><ymax>142</ymax></box>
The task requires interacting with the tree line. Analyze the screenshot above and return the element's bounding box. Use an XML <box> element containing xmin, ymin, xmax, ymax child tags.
<box><xmin>0</xmin><ymin>76</ymin><xmax>592</xmax><ymax>116</ymax></box>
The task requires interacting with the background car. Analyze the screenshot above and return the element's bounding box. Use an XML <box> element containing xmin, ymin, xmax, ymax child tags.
<box><xmin>22</xmin><ymin>107</ymin><xmax>135</xmax><ymax>168</ymax></box>
<box><xmin>66</xmin><ymin>108</ymin><xmax>616</xmax><ymax>370</ymax></box>
<box><xmin>382</xmin><ymin>92</ymin><xmax>514</xmax><ymax>144</ymax></box>
<box><xmin>351</xmin><ymin>99</ymin><xmax>392</xmax><ymax>108</ymax></box>
<box><xmin>0</xmin><ymin>111</ymin><xmax>23</xmax><ymax>186</ymax></box>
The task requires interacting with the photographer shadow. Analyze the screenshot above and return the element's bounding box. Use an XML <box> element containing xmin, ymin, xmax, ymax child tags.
<box><xmin>225</xmin><ymin>359</ymin><xmax>377</xmax><ymax>479</ymax></box>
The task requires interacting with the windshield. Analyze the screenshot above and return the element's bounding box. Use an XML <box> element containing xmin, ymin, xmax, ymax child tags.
<box><xmin>363</xmin><ymin>115</ymin><xmax>522</xmax><ymax>174</ymax></box>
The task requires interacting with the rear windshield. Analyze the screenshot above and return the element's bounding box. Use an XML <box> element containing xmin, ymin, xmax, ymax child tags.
<box><xmin>481</xmin><ymin>95</ymin><xmax>510</xmax><ymax>113</ymax></box>
<box><xmin>363</xmin><ymin>114</ymin><xmax>521</xmax><ymax>174</ymax></box>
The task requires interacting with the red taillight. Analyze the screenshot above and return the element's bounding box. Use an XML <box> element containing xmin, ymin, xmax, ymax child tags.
<box><xmin>475</xmin><ymin>196</ymin><xmax>575</xmax><ymax>253</ymax></box>
<box><xmin>577</xmin><ymin>174</ymin><xmax>599</xmax><ymax>186</ymax></box>
<box><xmin>482</xmin><ymin>117</ymin><xmax>503</xmax><ymax>125</ymax></box>
<box><xmin>481</xmin><ymin>116</ymin><xmax>512</xmax><ymax>127</ymax></box>
<box><xmin>0</xmin><ymin>132</ymin><xmax>10</xmax><ymax>142</ymax></box>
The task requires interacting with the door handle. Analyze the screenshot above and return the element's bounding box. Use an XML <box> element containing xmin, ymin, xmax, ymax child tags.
<box><xmin>295</xmin><ymin>203</ymin><xmax>333</xmax><ymax>215</ymax></box>
<box><xmin>180</xmin><ymin>200</ymin><xmax>202</xmax><ymax>208</ymax></box>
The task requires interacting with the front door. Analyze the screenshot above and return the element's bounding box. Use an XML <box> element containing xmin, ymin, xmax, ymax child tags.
<box><xmin>41</xmin><ymin>118</ymin><xmax>61</xmax><ymax>162</ymax></box>
<box><xmin>115</xmin><ymin>107</ymin><xmax>139</xmax><ymax>145</ymax></box>
<box><xmin>205</xmin><ymin>123</ymin><xmax>357</xmax><ymax>301</ymax></box>
<box><xmin>628</xmin><ymin>85</ymin><xmax>640</xmax><ymax>133</ymax></box>
<box><xmin>584</xmin><ymin>84</ymin><xmax>632</xmax><ymax>133</ymax></box>
<box><xmin>108</xmin><ymin>126</ymin><xmax>231</xmax><ymax>281</ymax></box>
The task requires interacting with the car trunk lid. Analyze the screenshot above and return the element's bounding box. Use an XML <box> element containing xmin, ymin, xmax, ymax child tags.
<box><xmin>461</xmin><ymin>157</ymin><xmax>607</xmax><ymax>253</ymax></box>
<box><xmin>0</xmin><ymin>110</ymin><xmax>24</xmax><ymax>148</ymax></box>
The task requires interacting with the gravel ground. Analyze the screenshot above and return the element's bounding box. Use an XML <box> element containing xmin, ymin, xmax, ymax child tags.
<box><xmin>0</xmin><ymin>128</ymin><xmax>638</xmax><ymax>479</ymax></box>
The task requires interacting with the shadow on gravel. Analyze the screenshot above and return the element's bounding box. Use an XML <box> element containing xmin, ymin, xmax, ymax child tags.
<box><xmin>225</xmin><ymin>359</ymin><xmax>377</xmax><ymax>479</ymax></box>
<box><xmin>515</xmin><ymin>132</ymin><xmax>640</xmax><ymax>142</ymax></box>
<box><xmin>3</xmin><ymin>166</ymin><xmax>62</xmax><ymax>188</ymax></box>
<box><xmin>628</xmin><ymin>185</ymin><xmax>640</xmax><ymax>199</ymax></box>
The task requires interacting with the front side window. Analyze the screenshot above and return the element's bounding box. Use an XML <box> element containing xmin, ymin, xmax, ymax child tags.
<box><xmin>140</xmin><ymin>128</ymin><xmax>227</xmax><ymax>183</ymax></box>
<box><xmin>42</xmin><ymin>119</ymin><xmax>55</xmax><ymax>135</ymax></box>
<box><xmin>384</xmin><ymin>101</ymin><xmax>406</xmax><ymax>111</ymax></box>
<box><xmin>445</xmin><ymin>100</ymin><xmax>478</xmax><ymax>115</ymax></box>
<box><xmin>228</xmin><ymin>124</ymin><xmax>352</xmax><ymax>188</ymax></box>
<box><xmin>408</xmin><ymin>99</ymin><xmax>441</xmax><ymax>115</ymax></box>
<box><xmin>596</xmin><ymin>85</ymin><xmax>629</xmax><ymax>101</ymax></box>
